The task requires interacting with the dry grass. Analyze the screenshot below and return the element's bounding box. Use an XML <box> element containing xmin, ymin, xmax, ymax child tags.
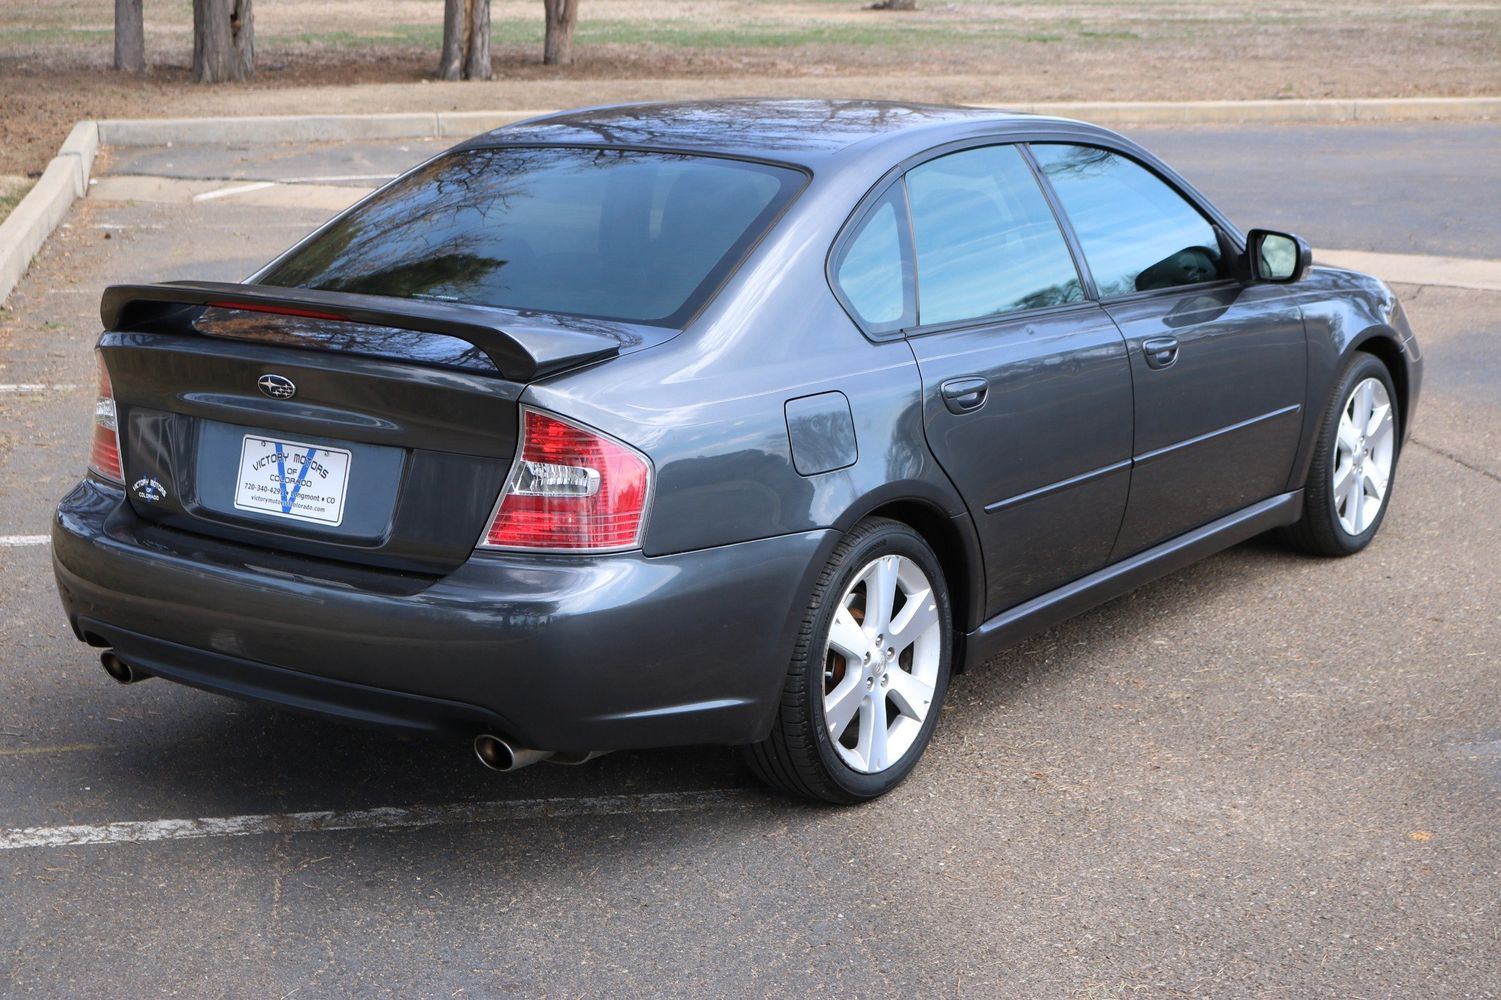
<box><xmin>4</xmin><ymin>1</ymin><xmax>1499</xmax><ymax>63</ymax></box>
<box><xmin>0</xmin><ymin>0</ymin><xmax>1498</xmax><ymax>176</ymax></box>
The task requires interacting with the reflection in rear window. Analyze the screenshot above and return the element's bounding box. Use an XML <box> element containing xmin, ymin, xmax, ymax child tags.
<box><xmin>259</xmin><ymin>147</ymin><xmax>804</xmax><ymax>327</ymax></box>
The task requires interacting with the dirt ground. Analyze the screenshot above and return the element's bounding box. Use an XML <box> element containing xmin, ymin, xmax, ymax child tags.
<box><xmin>2</xmin><ymin>0</ymin><xmax>1499</xmax><ymax>177</ymax></box>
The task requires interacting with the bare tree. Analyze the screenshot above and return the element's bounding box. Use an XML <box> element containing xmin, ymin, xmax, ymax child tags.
<box><xmin>543</xmin><ymin>0</ymin><xmax>579</xmax><ymax>66</ymax></box>
<box><xmin>113</xmin><ymin>0</ymin><xmax>145</xmax><ymax>72</ymax></box>
<box><xmin>439</xmin><ymin>0</ymin><xmax>493</xmax><ymax>80</ymax></box>
<box><xmin>193</xmin><ymin>0</ymin><xmax>255</xmax><ymax>83</ymax></box>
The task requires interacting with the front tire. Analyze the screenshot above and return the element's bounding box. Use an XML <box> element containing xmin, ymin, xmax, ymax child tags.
<box><xmin>743</xmin><ymin>517</ymin><xmax>953</xmax><ymax>804</ymax></box>
<box><xmin>1283</xmin><ymin>352</ymin><xmax>1400</xmax><ymax>556</ymax></box>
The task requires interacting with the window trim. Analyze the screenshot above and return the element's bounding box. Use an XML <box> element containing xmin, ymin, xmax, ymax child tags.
<box><xmin>826</xmin><ymin>136</ymin><xmax>1097</xmax><ymax>341</ymax></box>
<box><xmin>253</xmin><ymin>142</ymin><xmax>813</xmax><ymax>333</ymax></box>
<box><xmin>902</xmin><ymin>142</ymin><xmax>1091</xmax><ymax>332</ymax></box>
<box><xmin>1025</xmin><ymin>140</ymin><xmax>1243</xmax><ymax>304</ymax></box>
<box><xmin>1016</xmin><ymin>143</ymin><xmax>1100</xmax><ymax>302</ymax></box>
<box><xmin>828</xmin><ymin>181</ymin><xmax>917</xmax><ymax>336</ymax></box>
<box><xmin>901</xmin><ymin>294</ymin><xmax>1111</xmax><ymax>339</ymax></box>
<box><xmin>825</xmin><ymin>128</ymin><xmax>1250</xmax><ymax>342</ymax></box>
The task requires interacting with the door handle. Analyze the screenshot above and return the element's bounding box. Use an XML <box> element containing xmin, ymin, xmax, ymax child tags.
<box><xmin>940</xmin><ymin>376</ymin><xmax>989</xmax><ymax>414</ymax></box>
<box><xmin>1142</xmin><ymin>336</ymin><xmax>1179</xmax><ymax>370</ymax></box>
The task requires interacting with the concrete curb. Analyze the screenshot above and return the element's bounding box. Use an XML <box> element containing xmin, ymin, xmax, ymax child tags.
<box><xmin>3</xmin><ymin>95</ymin><xmax>1499</xmax><ymax>305</ymax></box>
<box><xmin>91</xmin><ymin>97</ymin><xmax>1501</xmax><ymax>148</ymax></box>
<box><xmin>0</xmin><ymin>122</ymin><xmax>99</xmax><ymax>308</ymax></box>
<box><xmin>96</xmin><ymin>110</ymin><xmax>549</xmax><ymax>146</ymax></box>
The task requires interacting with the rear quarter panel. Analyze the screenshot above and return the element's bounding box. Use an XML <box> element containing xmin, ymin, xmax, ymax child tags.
<box><xmin>522</xmin><ymin>170</ymin><xmax>969</xmax><ymax>558</ymax></box>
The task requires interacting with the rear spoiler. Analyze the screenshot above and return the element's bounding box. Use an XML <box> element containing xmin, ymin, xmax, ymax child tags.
<box><xmin>99</xmin><ymin>280</ymin><xmax>621</xmax><ymax>381</ymax></box>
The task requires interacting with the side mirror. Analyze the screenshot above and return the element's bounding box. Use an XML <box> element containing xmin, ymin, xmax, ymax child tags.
<box><xmin>1246</xmin><ymin>229</ymin><xmax>1312</xmax><ymax>283</ymax></box>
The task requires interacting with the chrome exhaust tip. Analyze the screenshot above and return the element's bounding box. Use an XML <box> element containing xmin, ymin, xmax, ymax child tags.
<box><xmin>100</xmin><ymin>650</ymin><xmax>149</xmax><ymax>685</ymax></box>
<box><xmin>473</xmin><ymin>734</ymin><xmax>552</xmax><ymax>772</ymax></box>
<box><xmin>548</xmin><ymin>749</ymin><xmax>612</xmax><ymax>767</ymax></box>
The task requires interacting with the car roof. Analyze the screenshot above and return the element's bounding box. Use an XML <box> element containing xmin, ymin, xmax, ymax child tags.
<box><xmin>463</xmin><ymin>98</ymin><xmax>1102</xmax><ymax>169</ymax></box>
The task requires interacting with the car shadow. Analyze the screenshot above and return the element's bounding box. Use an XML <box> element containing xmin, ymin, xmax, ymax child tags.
<box><xmin>64</xmin><ymin>535</ymin><xmax>1311</xmax><ymax>822</ymax></box>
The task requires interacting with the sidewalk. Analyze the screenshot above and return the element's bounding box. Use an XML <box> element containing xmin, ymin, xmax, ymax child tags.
<box><xmin>5</xmin><ymin>98</ymin><xmax>1501</xmax><ymax>306</ymax></box>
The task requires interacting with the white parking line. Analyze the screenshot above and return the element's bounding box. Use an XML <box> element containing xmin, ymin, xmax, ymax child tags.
<box><xmin>0</xmin><ymin>535</ymin><xmax>49</xmax><ymax>547</ymax></box>
<box><xmin>280</xmin><ymin>173</ymin><xmax>396</xmax><ymax>184</ymax></box>
<box><xmin>191</xmin><ymin>181</ymin><xmax>277</xmax><ymax>202</ymax></box>
<box><xmin>0</xmin><ymin>788</ymin><xmax>759</xmax><ymax>850</ymax></box>
<box><xmin>0</xmin><ymin>383</ymin><xmax>81</xmax><ymax>394</ymax></box>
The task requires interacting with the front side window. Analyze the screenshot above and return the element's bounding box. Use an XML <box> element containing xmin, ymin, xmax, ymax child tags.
<box><xmin>261</xmin><ymin>147</ymin><xmax>805</xmax><ymax>327</ymax></box>
<box><xmin>1031</xmin><ymin>144</ymin><xmax>1227</xmax><ymax>298</ymax></box>
<box><xmin>906</xmin><ymin>144</ymin><xmax>1083</xmax><ymax>327</ymax></box>
<box><xmin>832</xmin><ymin>185</ymin><xmax>914</xmax><ymax>334</ymax></box>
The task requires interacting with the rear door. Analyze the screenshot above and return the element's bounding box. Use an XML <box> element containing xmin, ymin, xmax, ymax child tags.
<box><xmin>890</xmin><ymin>144</ymin><xmax>1135</xmax><ymax>616</ymax></box>
<box><xmin>1031</xmin><ymin>144</ymin><xmax>1307</xmax><ymax>558</ymax></box>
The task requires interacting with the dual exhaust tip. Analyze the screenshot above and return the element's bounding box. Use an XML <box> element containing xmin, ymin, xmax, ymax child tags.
<box><xmin>473</xmin><ymin>734</ymin><xmax>553</xmax><ymax>772</ymax></box>
<box><xmin>100</xmin><ymin>650</ymin><xmax>150</xmax><ymax>685</ymax></box>
<box><xmin>100</xmin><ymin>652</ymin><xmax>592</xmax><ymax>774</ymax></box>
<box><xmin>472</xmin><ymin>734</ymin><xmax>606</xmax><ymax>772</ymax></box>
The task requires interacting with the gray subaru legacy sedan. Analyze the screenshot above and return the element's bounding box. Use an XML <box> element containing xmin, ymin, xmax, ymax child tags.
<box><xmin>53</xmin><ymin>100</ymin><xmax>1421</xmax><ymax>802</ymax></box>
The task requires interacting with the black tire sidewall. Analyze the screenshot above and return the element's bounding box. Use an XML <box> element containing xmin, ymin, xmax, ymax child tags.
<box><xmin>804</xmin><ymin>523</ymin><xmax>953</xmax><ymax>801</ymax></box>
<box><xmin>1308</xmin><ymin>353</ymin><xmax>1400</xmax><ymax>554</ymax></box>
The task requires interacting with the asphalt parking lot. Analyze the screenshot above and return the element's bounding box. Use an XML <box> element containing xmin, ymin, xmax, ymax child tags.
<box><xmin>2</xmin><ymin>120</ymin><xmax>1499</xmax><ymax>999</ymax></box>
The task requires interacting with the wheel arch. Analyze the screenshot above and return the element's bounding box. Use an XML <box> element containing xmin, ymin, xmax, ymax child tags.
<box><xmin>841</xmin><ymin>493</ymin><xmax>985</xmax><ymax>670</ymax></box>
<box><xmin>1290</xmin><ymin>322</ymin><xmax>1414</xmax><ymax>495</ymax></box>
<box><xmin>1349</xmin><ymin>329</ymin><xmax>1411</xmax><ymax>436</ymax></box>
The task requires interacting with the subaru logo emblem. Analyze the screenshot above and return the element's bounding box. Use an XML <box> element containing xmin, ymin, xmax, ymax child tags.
<box><xmin>258</xmin><ymin>373</ymin><xmax>297</xmax><ymax>400</ymax></box>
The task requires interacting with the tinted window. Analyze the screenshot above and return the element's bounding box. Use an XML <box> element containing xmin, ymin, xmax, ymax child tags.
<box><xmin>906</xmin><ymin>145</ymin><xmax>1082</xmax><ymax>327</ymax></box>
<box><xmin>1032</xmin><ymin>144</ymin><xmax>1227</xmax><ymax>297</ymax></box>
<box><xmin>832</xmin><ymin>186</ymin><xmax>914</xmax><ymax>333</ymax></box>
<box><xmin>261</xmin><ymin>147</ymin><xmax>804</xmax><ymax>326</ymax></box>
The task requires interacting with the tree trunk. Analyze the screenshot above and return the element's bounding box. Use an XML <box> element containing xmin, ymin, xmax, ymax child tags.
<box><xmin>113</xmin><ymin>0</ymin><xmax>145</xmax><ymax>72</ymax></box>
<box><xmin>464</xmin><ymin>0</ymin><xmax>493</xmax><ymax>80</ymax></box>
<box><xmin>543</xmin><ymin>0</ymin><xmax>578</xmax><ymax>66</ymax></box>
<box><xmin>438</xmin><ymin>0</ymin><xmax>491</xmax><ymax>80</ymax></box>
<box><xmin>193</xmin><ymin>0</ymin><xmax>255</xmax><ymax>83</ymax></box>
<box><xmin>438</xmin><ymin>0</ymin><xmax>465</xmax><ymax>80</ymax></box>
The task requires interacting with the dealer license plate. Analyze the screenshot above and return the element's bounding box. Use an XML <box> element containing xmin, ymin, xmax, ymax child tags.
<box><xmin>232</xmin><ymin>435</ymin><xmax>352</xmax><ymax>526</ymax></box>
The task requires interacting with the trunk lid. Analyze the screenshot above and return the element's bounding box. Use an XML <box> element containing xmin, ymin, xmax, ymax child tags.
<box><xmin>97</xmin><ymin>281</ymin><xmax>633</xmax><ymax>573</ymax></box>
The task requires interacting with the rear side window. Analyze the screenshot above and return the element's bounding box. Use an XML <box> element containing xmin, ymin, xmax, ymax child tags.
<box><xmin>832</xmin><ymin>185</ymin><xmax>915</xmax><ymax>334</ymax></box>
<box><xmin>260</xmin><ymin>147</ymin><xmax>805</xmax><ymax>327</ymax></box>
<box><xmin>1031</xmin><ymin>144</ymin><xmax>1227</xmax><ymax>297</ymax></box>
<box><xmin>906</xmin><ymin>144</ymin><xmax>1083</xmax><ymax>327</ymax></box>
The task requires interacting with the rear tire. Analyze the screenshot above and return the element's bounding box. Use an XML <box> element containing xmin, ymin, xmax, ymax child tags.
<box><xmin>742</xmin><ymin>517</ymin><xmax>953</xmax><ymax>804</ymax></box>
<box><xmin>1282</xmin><ymin>352</ymin><xmax>1400</xmax><ymax>557</ymax></box>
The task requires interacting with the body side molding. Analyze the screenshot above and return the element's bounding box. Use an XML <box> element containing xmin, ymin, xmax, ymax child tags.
<box><xmin>962</xmin><ymin>490</ymin><xmax>1304</xmax><ymax>670</ymax></box>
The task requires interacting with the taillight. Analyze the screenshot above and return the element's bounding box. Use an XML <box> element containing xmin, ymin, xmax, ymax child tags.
<box><xmin>480</xmin><ymin>407</ymin><xmax>651</xmax><ymax>552</ymax></box>
<box><xmin>87</xmin><ymin>353</ymin><xmax>124</xmax><ymax>483</ymax></box>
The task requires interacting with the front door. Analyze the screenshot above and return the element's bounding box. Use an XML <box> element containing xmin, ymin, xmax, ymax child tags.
<box><xmin>1031</xmin><ymin>143</ymin><xmax>1307</xmax><ymax>558</ymax></box>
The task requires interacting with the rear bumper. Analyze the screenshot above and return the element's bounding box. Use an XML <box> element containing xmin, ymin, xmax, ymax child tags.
<box><xmin>53</xmin><ymin>479</ymin><xmax>833</xmax><ymax>750</ymax></box>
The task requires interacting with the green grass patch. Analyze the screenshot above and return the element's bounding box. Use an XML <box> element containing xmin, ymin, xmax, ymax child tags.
<box><xmin>263</xmin><ymin>18</ymin><xmax>1147</xmax><ymax>54</ymax></box>
<box><xmin>573</xmin><ymin>19</ymin><xmax>937</xmax><ymax>49</ymax></box>
<box><xmin>0</xmin><ymin>179</ymin><xmax>35</xmax><ymax>227</ymax></box>
<box><xmin>263</xmin><ymin>24</ymin><xmax>449</xmax><ymax>50</ymax></box>
<box><xmin>0</xmin><ymin>26</ymin><xmax>112</xmax><ymax>45</ymax></box>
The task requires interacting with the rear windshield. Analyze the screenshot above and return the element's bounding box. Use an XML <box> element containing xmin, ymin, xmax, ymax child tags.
<box><xmin>259</xmin><ymin>146</ymin><xmax>805</xmax><ymax>327</ymax></box>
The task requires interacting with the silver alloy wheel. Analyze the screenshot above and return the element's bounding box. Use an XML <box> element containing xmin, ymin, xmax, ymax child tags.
<box><xmin>821</xmin><ymin>553</ymin><xmax>942</xmax><ymax>774</ymax></box>
<box><xmin>1333</xmin><ymin>376</ymin><xmax>1396</xmax><ymax>536</ymax></box>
